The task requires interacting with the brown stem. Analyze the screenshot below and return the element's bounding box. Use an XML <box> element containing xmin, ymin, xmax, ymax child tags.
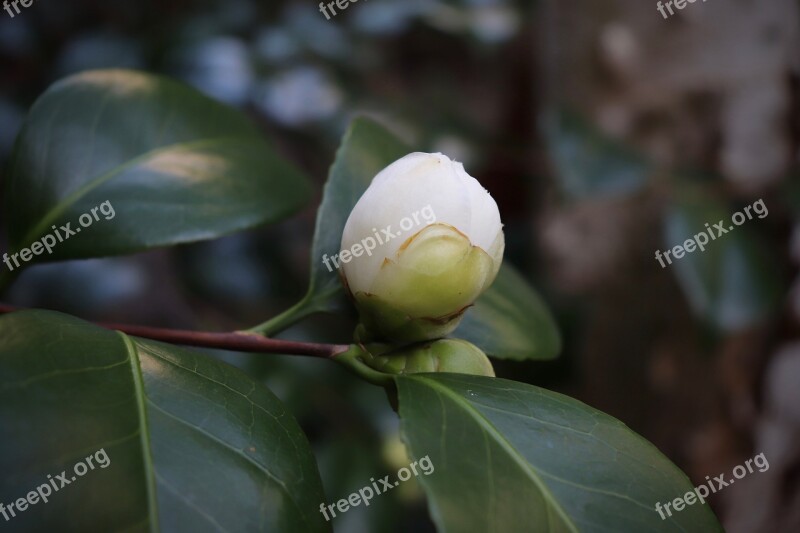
<box><xmin>0</xmin><ymin>303</ymin><xmax>350</xmax><ymax>358</ymax></box>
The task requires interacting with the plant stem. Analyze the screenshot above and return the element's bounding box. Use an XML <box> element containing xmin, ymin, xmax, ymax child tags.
<box><xmin>246</xmin><ymin>281</ymin><xmax>345</xmax><ymax>336</ymax></box>
<box><xmin>245</xmin><ymin>296</ymin><xmax>317</xmax><ymax>336</ymax></box>
<box><xmin>335</xmin><ymin>345</ymin><xmax>395</xmax><ymax>387</ymax></box>
<box><xmin>0</xmin><ymin>303</ymin><xmax>350</xmax><ymax>359</ymax></box>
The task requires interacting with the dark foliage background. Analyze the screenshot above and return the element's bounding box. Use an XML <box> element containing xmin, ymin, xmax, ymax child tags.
<box><xmin>1</xmin><ymin>0</ymin><xmax>798</xmax><ymax>531</ymax></box>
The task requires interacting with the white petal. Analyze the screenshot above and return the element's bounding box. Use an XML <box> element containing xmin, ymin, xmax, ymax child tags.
<box><xmin>453</xmin><ymin>161</ymin><xmax>503</xmax><ymax>252</ymax></box>
<box><xmin>341</xmin><ymin>153</ymin><xmax>473</xmax><ymax>293</ymax></box>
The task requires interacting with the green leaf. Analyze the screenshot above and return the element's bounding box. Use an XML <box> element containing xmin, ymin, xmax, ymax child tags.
<box><xmin>665</xmin><ymin>186</ymin><xmax>781</xmax><ymax>331</ymax></box>
<box><xmin>5</xmin><ymin>69</ymin><xmax>311</xmax><ymax>263</ymax></box>
<box><xmin>396</xmin><ymin>374</ymin><xmax>723</xmax><ymax>533</ymax></box>
<box><xmin>542</xmin><ymin>109</ymin><xmax>650</xmax><ymax>201</ymax></box>
<box><xmin>0</xmin><ymin>310</ymin><xmax>330</xmax><ymax>532</ymax></box>
<box><xmin>250</xmin><ymin>116</ymin><xmax>410</xmax><ymax>334</ymax></box>
<box><xmin>453</xmin><ymin>263</ymin><xmax>561</xmax><ymax>360</ymax></box>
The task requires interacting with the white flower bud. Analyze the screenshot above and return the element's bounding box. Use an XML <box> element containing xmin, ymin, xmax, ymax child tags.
<box><xmin>340</xmin><ymin>152</ymin><xmax>504</xmax><ymax>342</ymax></box>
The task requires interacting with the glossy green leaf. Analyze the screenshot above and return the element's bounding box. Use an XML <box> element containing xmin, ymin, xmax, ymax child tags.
<box><xmin>5</xmin><ymin>69</ymin><xmax>311</xmax><ymax>264</ymax></box>
<box><xmin>665</xmin><ymin>186</ymin><xmax>781</xmax><ymax>331</ymax></box>
<box><xmin>0</xmin><ymin>310</ymin><xmax>330</xmax><ymax>532</ymax></box>
<box><xmin>542</xmin><ymin>109</ymin><xmax>650</xmax><ymax>201</ymax></box>
<box><xmin>250</xmin><ymin>116</ymin><xmax>410</xmax><ymax>334</ymax></box>
<box><xmin>453</xmin><ymin>263</ymin><xmax>561</xmax><ymax>360</ymax></box>
<box><xmin>396</xmin><ymin>374</ymin><xmax>723</xmax><ymax>533</ymax></box>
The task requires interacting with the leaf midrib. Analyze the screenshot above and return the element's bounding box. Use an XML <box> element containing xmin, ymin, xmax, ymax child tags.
<box><xmin>15</xmin><ymin>136</ymin><xmax>255</xmax><ymax>250</ymax></box>
<box><xmin>140</xmin><ymin>340</ymin><xmax>315</xmax><ymax>532</ymax></box>
<box><xmin>413</xmin><ymin>376</ymin><xmax>579</xmax><ymax>533</ymax></box>
<box><xmin>119</xmin><ymin>332</ymin><xmax>160</xmax><ymax>533</ymax></box>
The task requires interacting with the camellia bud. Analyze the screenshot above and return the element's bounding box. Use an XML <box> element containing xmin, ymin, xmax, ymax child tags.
<box><xmin>362</xmin><ymin>339</ymin><xmax>495</xmax><ymax>377</ymax></box>
<box><xmin>341</xmin><ymin>152</ymin><xmax>504</xmax><ymax>342</ymax></box>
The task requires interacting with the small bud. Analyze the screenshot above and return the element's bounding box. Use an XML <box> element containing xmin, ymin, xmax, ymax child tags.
<box><xmin>362</xmin><ymin>339</ymin><xmax>495</xmax><ymax>377</ymax></box>
<box><xmin>341</xmin><ymin>153</ymin><xmax>504</xmax><ymax>342</ymax></box>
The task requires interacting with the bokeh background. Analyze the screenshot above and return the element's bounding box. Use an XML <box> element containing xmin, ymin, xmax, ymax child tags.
<box><xmin>1</xmin><ymin>0</ymin><xmax>799</xmax><ymax>531</ymax></box>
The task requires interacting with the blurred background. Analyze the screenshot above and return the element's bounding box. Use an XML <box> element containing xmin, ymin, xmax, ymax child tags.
<box><xmin>1</xmin><ymin>0</ymin><xmax>798</xmax><ymax>531</ymax></box>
